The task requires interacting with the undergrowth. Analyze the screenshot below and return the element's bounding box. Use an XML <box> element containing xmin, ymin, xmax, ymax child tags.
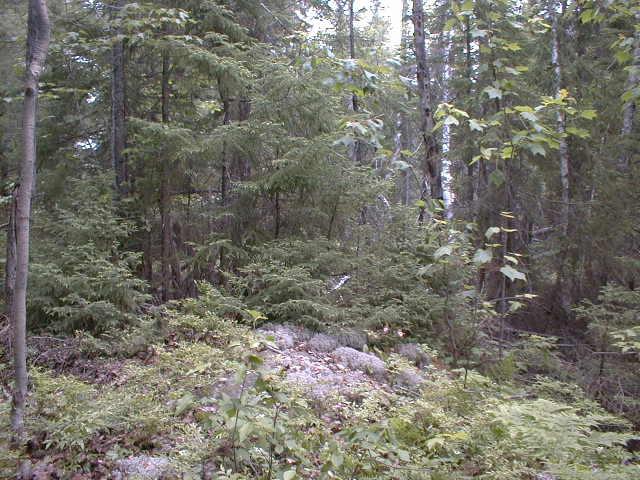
<box><xmin>0</xmin><ymin>286</ymin><xmax>638</xmax><ymax>478</ymax></box>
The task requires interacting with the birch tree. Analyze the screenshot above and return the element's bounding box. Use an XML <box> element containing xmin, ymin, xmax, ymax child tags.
<box><xmin>9</xmin><ymin>0</ymin><xmax>51</xmax><ymax>438</ymax></box>
<box><xmin>550</xmin><ymin>1</ymin><xmax>572</xmax><ymax>312</ymax></box>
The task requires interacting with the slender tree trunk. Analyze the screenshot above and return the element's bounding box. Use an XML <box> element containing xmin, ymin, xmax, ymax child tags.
<box><xmin>395</xmin><ymin>0</ymin><xmax>413</xmax><ymax>206</ymax></box>
<box><xmin>551</xmin><ymin>11</ymin><xmax>570</xmax><ymax>238</ymax></box>
<box><xmin>619</xmin><ymin>9</ymin><xmax>640</xmax><ymax>171</ymax></box>
<box><xmin>348</xmin><ymin>0</ymin><xmax>358</xmax><ymax>113</ymax></box>
<box><xmin>464</xmin><ymin>15</ymin><xmax>476</xmax><ymax>206</ymax></box>
<box><xmin>10</xmin><ymin>0</ymin><xmax>51</xmax><ymax>439</ymax></box>
<box><xmin>274</xmin><ymin>190</ymin><xmax>280</xmax><ymax>238</ymax></box>
<box><xmin>412</xmin><ymin>0</ymin><xmax>441</xmax><ymax>221</ymax></box>
<box><xmin>111</xmin><ymin>0</ymin><xmax>128</xmax><ymax>195</ymax></box>
<box><xmin>551</xmin><ymin>4</ymin><xmax>572</xmax><ymax>314</ymax></box>
<box><xmin>160</xmin><ymin>52</ymin><xmax>171</xmax><ymax>301</ymax></box>
<box><xmin>4</xmin><ymin>193</ymin><xmax>17</xmax><ymax>350</ymax></box>
<box><xmin>347</xmin><ymin>0</ymin><xmax>365</xmax><ymax>166</ymax></box>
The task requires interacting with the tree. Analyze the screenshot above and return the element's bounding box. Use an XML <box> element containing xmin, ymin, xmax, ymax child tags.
<box><xmin>9</xmin><ymin>0</ymin><xmax>51</xmax><ymax>439</ymax></box>
<box><xmin>111</xmin><ymin>0</ymin><xmax>128</xmax><ymax>196</ymax></box>
<box><xmin>549</xmin><ymin>0</ymin><xmax>572</xmax><ymax>314</ymax></box>
<box><xmin>412</xmin><ymin>0</ymin><xmax>442</xmax><ymax>221</ymax></box>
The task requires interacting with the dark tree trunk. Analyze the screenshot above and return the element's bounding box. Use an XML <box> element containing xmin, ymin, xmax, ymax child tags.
<box><xmin>619</xmin><ymin>9</ymin><xmax>640</xmax><ymax>171</ymax></box>
<box><xmin>10</xmin><ymin>0</ymin><xmax>51</xmax><ymax>439</ymax></box>
<box><xmin>412</xmin><ymin>0</ymin><xmax>442</xmax><ymax>221</ymax></box>
<box><xmin>160</xmin><ymin>52</ymin><xmax>171</xmax><ymax>301</ymax></box>
<box><xmin>111</xmin><ymin>0</ymin><xmax>128</xmax><ymax>196</ymax></box>
<box><xmin>348</xmin><ymin>0</ymin><xmax>358</xmax><ymax>113</ymax></box>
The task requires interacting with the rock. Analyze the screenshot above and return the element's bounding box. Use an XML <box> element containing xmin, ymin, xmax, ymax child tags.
<box><xmin>333</xmin><ymin>329</ymin><xmax>368</xmax><ymax>350</ymax></box>
<box><xmin>393</xmin><ymin>368</ymin><xmax>425</xmax><ymax>391</ymax></box>
<box><xmin>535</xmin><ymin>473</ymin><xmax>556</xmax><ymax>480</ymax></box>
<box><xmin>332</xmin><ymin>347</ymin><xmax>387</xmax><ymax>380</ymax></box>
<box><xmin>308</xmin><ymin>333</ymin><xmax>339</xmax><ymax>352</ymax></box>
<box><xmin>396</xmin><ymin>343</ymin><xmax>431</xmax><ymax>368</ymax></box>
<box><xmin>259</xmin><ymin>324</ymin><xmax>309</xmax><ymax>350</ymax></box>
<box><xmin>113</xmin><ymin>455</ymin><xmax>175</xmax><ymax>480</ymax></box>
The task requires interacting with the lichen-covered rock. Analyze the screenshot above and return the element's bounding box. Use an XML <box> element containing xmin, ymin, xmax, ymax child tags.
<box><xmin>535</xmin><ymin>473</ymin><xmax>556</xmax><ymax>480</ymax></box>
<box><xmin>308</xmin><ymin>333</ymin><xmax>339</xmax><ymax>352</ymax></box>
<box><xmin>393</xmin><ymin>368</ymin><xmax>425</xmax><ymax>391</ymax></box>
<box><xmin>333</xmin><ymin>329</ymin><xmax>368</xmax><ymax>350</ymax></box>
<box><xmin>259</xmin><ymin>324</ymin><xmax>309</xmax><ymax>349</ymax></box>
<box><xmin>113</xmin><ymin>455</ymin><xmax>175</xmax><ymax>480</ymax></box>
<box><xmin>332</xmin><ymin>347</ymin><xmax>387</xmax><ymax>380</ymax></box>
<box><xmin>396</xmin><ymin>343</ymin><xmax>431</xmax><ymax>368</ymax></box>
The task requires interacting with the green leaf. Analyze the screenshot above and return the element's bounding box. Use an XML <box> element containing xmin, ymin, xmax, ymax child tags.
<box><xmin>473</xmin><ymin>248</ymin><xmax>493</xmax><ymax>265</ymax></box>
<box><xmin>246</xmin><ymin>309</ymin><xmax>267</xmax><ymax>321</ymax></box>
<box><xmin>434</xmin><ymin>245</ymin><xmax>453</xmax><ymax>259</ymax></box>
<box><xmin>283</xmin><ymin>470</ymin><xmax>297</xmax><ymax>480</ymax></box>
<box><xmin>526</xmin><ymin>143</ymin><xmax>546</xmax><ymax>157</ymax></box>
<box><xmin>504</xmin><ymin>254</ymin><xmax>519</xmax><ymax>265</ymax></box>
<box><xmin>489</xmin><ymin>169</ymin><xmax>505</xmax><ymax>187</ymax></box>
<box><xmin>238</xmin><ymin>422</ymin><xmax>253</xmax><ymax>443</ymax></box>
<box><xmin>480</xmin><ymin>147</ymin><xmax>495</xmax><ymax>160</ymax></box>
<box><xmin>460</xmin><ymin>0</ymin><xmax>474</xmax><ymax>13</ymax></box>
<box><xmin>500</xmin><ymin>265</ymin><xmax>527</xmax><ymax>282</ymax></box>
<box><xmin>509</xmin><ymin>301</ymin><xmax>524</xmax><ymax>312</ymax></box>
<box><xmin>615</xmin><ymin>50</ymin><xmax>633</xmax><ymax>64</ymax></box>
<box><xmin>580</xmin><ymin>9</ymin><xmax>595</xmax><ymax>23</ymax></box>
<box><xmin>246</xmin><ymin>354</ymin><xmax>264</xmax><ymax>367</ymax></box>
<box><xmin>469</xmin><ymin>119</ymin><xmax>484</xmax><ymax>132</ymax></box>
<box><xmin>485</xmin><ymin>227</ymin><xmax>501</xmax><ymax>239</ymax></box>
<box><xmin>484</xmin><ymin>86</ymin><xmax>503</xmax><ymax>100</ymax></box>
<box><xmin>520</xmin><ymin>111</ymin><xmax>538</xmax><ymax>123</ymax></box>
<box><xmin>580</xmin><ymin>109</ymin><xmax>597</xmax><ymax>120</ymax></box>
<box><xmin>501</xmin><ymin>146</ymin><xmax>514</xmax><ymax>160</ymax></box>
<box><xmin>566</xmin><ymin>127</ymin><xmax>590</xmax><ymax>139</ymax></box>
<box><xmin>444</xmin><ymin>115</ymin><xmax>460</xmax><ymax>126</ymax></box>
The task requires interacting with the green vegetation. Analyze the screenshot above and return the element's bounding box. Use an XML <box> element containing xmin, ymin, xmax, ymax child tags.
<box><xmin>1</xmin><ymin>0</ymin><xmax>639</xmax><ymax>478</ymax></box>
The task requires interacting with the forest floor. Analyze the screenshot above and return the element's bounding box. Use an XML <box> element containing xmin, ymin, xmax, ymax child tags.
<box><xmin>0</xmin><ymin>321</ymin><xmax>434</xmax><ymax>479</ymax></box>
<box><xmin>1</xmin><ymin>317</ymin><xmax>638</xmax><ymax>479</ymax></box>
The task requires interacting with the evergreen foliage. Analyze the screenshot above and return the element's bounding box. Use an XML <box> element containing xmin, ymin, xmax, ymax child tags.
<box><xmin>1</xmin><ymin>0</ymin><xmax>640</xmax><ymax>477</ymax></box>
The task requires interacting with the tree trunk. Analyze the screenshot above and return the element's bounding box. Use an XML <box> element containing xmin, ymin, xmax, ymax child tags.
<box><xmin>111</xmin><ymin>0</ymin><xmax>128</xmax><ymax>196</ymax></box>
<box><xmin>464</xmin><ymin>15</ymin><xmax>476</xmax><ymax>206</ymax></box>
<box><xmin>4</xmin><ymin>192</ymin><xmax>17</xmax><ymax>350</ymax></box>
<box><xmin>160</xmin><ymin>52</ymin><xmax>171</xmax><ymax>301</ymax></box>
<box><xmin>348</xmin><ymin>0</ymin><xmax>358</xmax><ymax>113</ymax></box>
<box><xmin>619</xmin><ymin>9</ymin><xmax>640</xmax><ymax>171</ymax></box>
<box><xmin>412</xmin><ymin>0</ymin><xmax>442</xmax><ymax>221</ymax></box>
<box><xmin>10</xmin><ymin>0</ymin><xmax>51</xmax><ymax>439</ymax></box>
<box><xmin>551</xmin><ymin>4</ymin><xmax>572</xmax><ymax>314</ymax></box>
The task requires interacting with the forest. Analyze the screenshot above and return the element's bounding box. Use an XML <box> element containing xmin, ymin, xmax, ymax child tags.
<box><xmin>1</xmin><ymin>0</ymin><xmax>640</xmax><ymax>478</ymax></box>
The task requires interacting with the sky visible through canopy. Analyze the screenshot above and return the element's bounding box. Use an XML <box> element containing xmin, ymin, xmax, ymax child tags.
<box><xmin>308</xmin><ymin>0</ymin><xmax>405</xmax><ymax>47</ymax></box>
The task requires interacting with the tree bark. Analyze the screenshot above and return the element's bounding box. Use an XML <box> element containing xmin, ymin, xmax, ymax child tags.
<box><xmin>4</xmin><ymin>192</ymin><xmax>17</xmax><ymax>350</ymax></box>
<box><xmin>10</xmin><ymin>0</ymin><xmax>51</xmax><ymax>439</ymax></box>
<box><xmin>412</xmin><ymin>0</ymin><xmax>442</xmax><ymax>221</ymax></box>
<box><xmin>160</xmin><ymin>52</ymin><xmax>171</xmax><ymax>301</ymax></box>
<box><xmin>619</xmin><ymin>9</ymin><xmax>640</xmax><ymax>171</ymax></box>
<box><xmin>111</xmin><ymin>0</ymin><xmax>128</xmax><ymax>196</ymax></box>
<box><xmin>348</xmin><ymin>0</ymin><xmax>358</xmax><ymax>113</ymax></box>
<box><xmin>551</xmin><ymin>3</ymin><xmax>572</xmax><ymax>314</ymax></box>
